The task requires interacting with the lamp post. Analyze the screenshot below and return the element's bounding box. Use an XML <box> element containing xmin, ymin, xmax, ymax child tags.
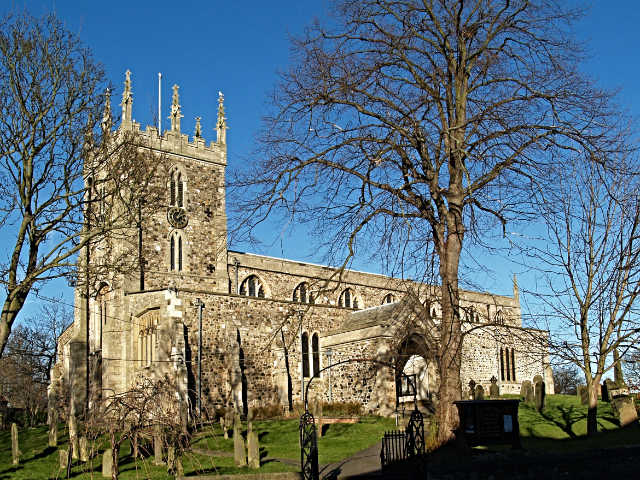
<box><xmin>195</xmin><ymin>298</ymin><xmax>205</xmax><ymax>417</ymax></box>
<box><xmin>298</xmin><ymin>309</ymin><xmax>304</xmax><ymax>407</ymax></box>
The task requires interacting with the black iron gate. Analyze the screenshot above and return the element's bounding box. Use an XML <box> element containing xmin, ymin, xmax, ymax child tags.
<box><xmin>380</xmin><ymin>408</ymin><xmax>425</xmax><ymax>479</ymax></box>
<box><xmin>300</xmin><ymin>411</ymin><xmax>319</xmax><ymax>480</ymax></box>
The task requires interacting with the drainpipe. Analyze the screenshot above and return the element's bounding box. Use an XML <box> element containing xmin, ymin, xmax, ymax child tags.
<box><xmin>195</xmin><ymin>298</ymin><xmax>204</xmax><ymax>417</ymax></box>
<box><xmin>298</xmin><ymin>310</ymin><xmax>305</xmax><ymax>408</ymax></box>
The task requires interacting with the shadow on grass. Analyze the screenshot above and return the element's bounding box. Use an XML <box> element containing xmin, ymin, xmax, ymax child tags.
<box><xmin>538</xmin><ymin>405</ymin><xmax>585</xmax><ymax>438</ymax></box>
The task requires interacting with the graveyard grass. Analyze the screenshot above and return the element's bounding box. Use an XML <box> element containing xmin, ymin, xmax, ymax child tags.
<box><xmin>1</xmin><ymin>395</ymin><xmax>639</xmax><ymax>478</ymax></box>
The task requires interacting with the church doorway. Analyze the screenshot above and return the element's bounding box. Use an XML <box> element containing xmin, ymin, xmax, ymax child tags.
<box><xmin>395</xmin><ymin>334</ymin><xmax>438</xmax><ymax>412</ymax></box>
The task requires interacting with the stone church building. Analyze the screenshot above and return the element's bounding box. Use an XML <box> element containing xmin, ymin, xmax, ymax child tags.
<box><xmin>55</xmin><ymin>72</ymin><xmax>553</xmax><ymax>418</ymax></box>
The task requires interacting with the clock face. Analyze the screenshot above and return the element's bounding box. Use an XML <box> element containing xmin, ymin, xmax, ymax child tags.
<box><xmin>167</xmin><ymin>207</ymin><xmax>188</xmax><ymax>229</ymax></box>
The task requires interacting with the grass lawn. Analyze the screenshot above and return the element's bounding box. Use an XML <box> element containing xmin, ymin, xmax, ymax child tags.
<box><xmin>0</xmin><ymin>416</ymin><xmax>395</xmax><ymax>479</ymax></box>
<box><xmin>1</xmin><ymin>396</ymin><xmax>639</xmax><ymax>478</ymax></box>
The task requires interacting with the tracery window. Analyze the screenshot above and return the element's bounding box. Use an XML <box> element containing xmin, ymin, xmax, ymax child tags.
<box><xmin>169</xmin><ymin>165</ymin><xmax>186</xmax><ymax>207</ymax></box>
<box><xmin>293</xmin><ymin>282</ymin><xmax>313</xmax><ymax>303</ymax></box>
<box><xmin>169</xmin><ymin>232</ymin><xmax>184</xmax><ymax>271</ymax></box>
<box><xmin>240</xmin><ymin>275</ymin><xmax>265</xmax><ymax>297</ymax></box>
<box><xmin>495</xmin><ymin>310</ymin><xmax>505</xmax><ymax>325</ymax></box>
<box><xmin>138</xmin><ymin>309</ymin><xmax>160</xmax><ymax>367</ymax></box>
<box><xmin>382</xmin><ymin>293</ymin><xmax>396</xmax><ymax>304</ymax></box>
<box><xmin>338</xmin><ymin>288</ymin><xmax>359</xmax><ymax>309</ymax></box>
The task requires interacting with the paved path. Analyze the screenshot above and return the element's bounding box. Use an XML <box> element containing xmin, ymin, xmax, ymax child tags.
<box><xmin>320</xmin><ymin>441</ymin><xmax>383</xmax><ymax>480</ymax></box>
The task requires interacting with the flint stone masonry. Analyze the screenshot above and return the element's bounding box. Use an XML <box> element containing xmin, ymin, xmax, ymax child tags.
<box><xmin>54</xmin><ymin>76</ymin><xmax>553</xmax><ymax>418</ymax></box>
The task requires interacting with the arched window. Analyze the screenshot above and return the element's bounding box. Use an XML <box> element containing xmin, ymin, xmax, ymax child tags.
<box><xmin>500</xmin><ymin>347</ymin><xmax>517</xmax><ymax>382</ymax></box>
<box><xmin>93</xmin><ymin>284</ymin><xmax>109</xmax><ymax>352</ymax></box>
<box><xmin>312</xmin><ymin>333</ymin><xmax>320</xmax><ymax>377</ymax></box>
<box><xmin>339</xmin><ymin>288</ymin><xmax>359</xmax><ymax>309</ymax></box>
<box><xmin>169</xmin><ymin>165</ymin><xmax>186</xmax><ymax>207</ymax></box>
<box><xmin>382</xmin><ymin>293</ymin><xmax>396</xmax><ymax>304</ymax></box>
<box><xmin>240</xmin><ymin>275</ymin><xmax>265</xmax><ymax>298</ymax></box>
<box><xmin>302</xmin><ymin>332</ymin><xmax>310</xmax><ymax>378</ymax></box>
<box><xmin>169</xmin><ymin>232</ymin><xmax>184</xmax><ymax>271</ymax></box>
<box><xmin>293</xmin><ymin>282</ymin><xmax>312</xmax><ymax>303</ymax></box>
<box><xmin>495</xmin><ymin>310</ymin><xmax>505</xmax><ymax>325</ymax></box>
<box><xmin>138</xmin><ymin>309</ymin><xmax>159</xmax><ymax>368</ymax></box>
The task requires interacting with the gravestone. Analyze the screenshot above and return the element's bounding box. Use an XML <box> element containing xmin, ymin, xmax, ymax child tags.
<box><xmin>475</xmin><ymin>384</ymin><xmax>485</xmax><ymax>401</ymax></box>
<box><xmin>49</xmin><ymin>402</ymin><xmax>58</xmax><ymax>447</ymax></box>
<box><xmin>533</xmin><ymin>374</ymin><xmax>543</xmax><ymax>385</ymax></box>
<box><xmin>11</xmin><ymin>423</ymin><xmax>19</xmax><ymax>465</ymax></box>
<box><xmin>59</xmin><ymin>449</ymin><xmax>68</xmax><ymax>469</ymax></box>
<box><xmin>601</xmin><ymin>380</ymin><xmax>611</xmax><ymax>402</ymax></box>
<box><xmin>233</xmin><ymin>413</ymin><xmax>246</xmax><ymax>466</ymax></box>
<box><xmin>69</xmin><ymin>415</ymin><xmax>79</xmax><ymax>460</ymax></box>
<box><xmin>79</xmin><ymin>436</ymin><xmax>88</xmax><ymax>462</ymax></box>
<box><xmin>247</xmin><ymin>407</ymin><xmax>253</xmax><ymax>434</ymax></box>
<box><xmin>534</xmin><ymin>380</ymin><xmax>546</xmax><ymax>412</ymax></box>
<box><xmin>468</xmin><ymin>380</ymin><xmax>477</xmax><ymax>400</ymax></box>
<box><xmin>489</xmin><ymin>376</ymin><xmax>500</xmax><ymax>399</ymax></box>
<box><xmin>220</xmin><ymin>417</ymin><xmax>228</xmax><ymax>439</ymax></box>
<box><xmin>521</xmin><ymin>381</ymin><xmax>533</xmax><ymax>403</ymax></box>
<box><xmin>519</xmin><ymin>381</ymin><xmax>529</xmax><ymax>396</ymax></box>
<box><xmin>167</xmin><ymin>447</ymin><xmax>177</xmax><ymax>475</ymax></box>
<box><xmin>612</xmin><ymin>395</ymin><xmax>639</xmax><ymax>428</ymax></box>
<box><xmin>154</xmin><ymin>434</ymin><xmax>165</xmax><ymax>466</ymax></box>
<box><xmin>102</xmin><ymin>448</ymin><xmax>113</xmax><ymax>478</ymax></box>
<box><xmin>577</xmin><ymin>385</ymin><xmax>589</xmax><ymax>405</ymax></box>
<box><xmin>248</xmin><ymin>431</ymin><xmax>260</xmax><ymax>469</ymax></box>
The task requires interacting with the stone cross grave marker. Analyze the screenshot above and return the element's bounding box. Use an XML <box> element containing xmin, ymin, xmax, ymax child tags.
<box><xmin>468</xmin><ymin>380</ymin><xmax>477</xmax><ymax>400</ymax></box>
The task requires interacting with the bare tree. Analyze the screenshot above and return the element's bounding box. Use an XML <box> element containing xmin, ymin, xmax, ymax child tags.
<box><xmin>0</xmin><ymin>298</ymin><xmax>72</xmax><ymax>426</ymax></box>
<box><xmin>231</xmin><ymin>0</ymin><xmax>623</xmax><ymax>441</ymax></box>
<box><xmin>552</xmin><ymin>364</ymin><xmax>580</xmax><ymax>395</ymax></box>
<box><xmin>524</xmin><ymin>156</ymin><xmax>640</xmax><ymax>435</ymax></box>
<box><xmin>0</xmin><ymin>11</ymin><xmax>163</xmax><ymax>357</ymax></box>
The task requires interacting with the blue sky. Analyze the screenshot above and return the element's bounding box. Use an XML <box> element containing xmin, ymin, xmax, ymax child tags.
<box><xmin>5</xmin><ymin>0</ymin><xmax>640</xmax><ymax>320</ymax></box>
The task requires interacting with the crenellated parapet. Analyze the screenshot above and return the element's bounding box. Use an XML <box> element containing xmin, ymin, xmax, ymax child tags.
<box><xmin>116</xmin><ymin>70</ymin><xmax>227</xmax><ymax>165</ymax></box>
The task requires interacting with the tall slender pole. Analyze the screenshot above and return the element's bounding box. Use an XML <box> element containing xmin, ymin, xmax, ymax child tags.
<box><xmin>298</xmin><ymin>310</ymin><xmax>304</xmax><ymax>408</ymax></box>
<box><xmin>195</xmin><ymin>298</ymin><xmax>204</xmax><ymax>417</ymax></box>
<box><xmin>158</xmin><ymin>73</ymin><xmax>162</xmax><ymax>134</ymax></box>
<box><xmin>327</xmin><ymin>348</ymin><xmax>333</xmax><ymax>403</ymax></box>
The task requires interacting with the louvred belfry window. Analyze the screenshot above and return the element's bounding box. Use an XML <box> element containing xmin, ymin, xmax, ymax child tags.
<box><xmin>240</xmin><ymin>275</ymin><xmax>265</xmax><ymax>297</ymax></box>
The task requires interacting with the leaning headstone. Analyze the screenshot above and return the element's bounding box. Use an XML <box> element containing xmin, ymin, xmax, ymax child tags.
<box><xmin>221</xmin><ymin>417</ymin><xmax>228</xmax><ymax>439</ymax></box>
<box><xmin>535</xmin><ymin>380</ymin><xmax>546</xmax><ymax>412</ymax></box>
<box><xmin>59</xmin><ymin>449</ymin><xmax>68</xmax><ymax>469</ymax></box>
<box><xmin>79</xmin><ymin>436</ymin><xmax>88</xmax><ymax>462</ymax></box>
<box><xmin>233</xmin><ymin>417</ymin><xmax>247</xmax><ymax>466</ymax></box>
<box><xmin>247</xmin><ymin>431</ymin><xmax>260</xmax><ymax>469</ymax></box>
<box><xmin>577</xmin><ymin>385</ymin><xmax>589</xmax><ymax>405</ymax></box>
<box><xmin>612</xmin><ymin>395</ymin><xmax>639</xmax><ymax>428</ymax></box>
<box><xmin>154</xmin><ymin>434</ymin><xmax>165</xmax><ymax>466</ymax></box>
<box><xmin>468</xmin><ymin>380</ymin><xmax>476</xmax><ymax>400</ymax></box>
<box><xmin>102</xmin><ymin>448</ymin><xmax>113</xmax><ymax>478</ymax></box>
<box><xmin>489</xmin><ymin>376</ymin><xmax>500</xmax><ymax>399</ymax></box>
<box><xmin>475</xmin><ymin>384</ymin><xmax>485</xmax><ymax>401</ymax></box>
<box><xmin>11</xmin><ymin>423</ymin><xmax>19</xmax><ymax>465</ymax></box>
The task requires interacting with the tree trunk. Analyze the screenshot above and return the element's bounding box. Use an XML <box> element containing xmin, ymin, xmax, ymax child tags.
<box><xmin>434</xmin><ymin>211</ymin><xmax>464</xmax><ymax>445</ymax></box>
<box><xmin>587</xmin><ymin>378</ymin><xmax>599</xmax><ymax>436</ymax></box>
<box><xmin>0</xmin><ymin>292</ymin><xmax>29</xmax><ymax>358</ymax></box>
<box><xmin>110</xmin><ymin>430</ymin><xmax>120</xmax><ymax>480</ymax></box>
